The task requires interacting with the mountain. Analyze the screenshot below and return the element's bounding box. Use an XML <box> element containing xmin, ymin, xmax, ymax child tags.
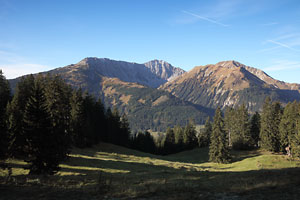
<box><xmin>47</xmin><ymin>57</ymin><xmax>184</xmax><ymax>89</ymax></box>
<box><xmin>8</xmin><ymin>58</ymin><xmax>300</xmax><ymax>130</ymax></box>
<box><xmin>144</xmin><ymin>60</ymin><xmax>185</xmax><ymax>81</ymax></box>
<box><xmin>8</xmin><ymin>57</ymin><xmax>209</xmax><ymax>132</ymax></box>
<box><xmin>160</xmin><ymin>60</ymin><xmax>300</xmax><ymax>112</ymax></box>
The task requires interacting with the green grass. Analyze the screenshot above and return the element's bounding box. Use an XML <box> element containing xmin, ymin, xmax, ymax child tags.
<box><xmin>1</xmin><ymin>143</ymin><xmax>300</xmax><ymax>199</ymax></box>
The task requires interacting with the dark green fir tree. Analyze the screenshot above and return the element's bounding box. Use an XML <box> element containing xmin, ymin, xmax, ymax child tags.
<box><xmin>209</xmin><ymin>107</ymin><xmax>230</xmax><ymax>163</ymax></box>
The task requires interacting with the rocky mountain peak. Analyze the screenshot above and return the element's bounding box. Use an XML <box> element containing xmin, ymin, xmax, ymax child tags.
<box><xmin>144</xmin><ymin>60</ymin><xmax>185</xmax><ymax>81</ymax></box>
<box><xmin>216</xmin><ymin>60</ymin><xmax>244</xmax><ymax>69</ymax></box>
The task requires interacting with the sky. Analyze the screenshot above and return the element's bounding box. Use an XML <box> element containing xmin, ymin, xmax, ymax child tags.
<box><xmin>1</xmin><ymin>0</ymin><xmax>300</xmax><ymax>83</ymax></box>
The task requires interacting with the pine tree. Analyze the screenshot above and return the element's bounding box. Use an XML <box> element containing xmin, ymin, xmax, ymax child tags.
<box><xmin>82</xmin><ymin>93</ymin><xmax>98</xmax><ymax>146</ymax></box>
<box><xmin>94</xmin><ymin>98</ymin><xmax>106</xmax><ymax>143</ymax></box>
<box><xmin>7</xmin><ymin>75</ymin><xmax>35</xmax><ymax>158</ymax></box>
<box><xmin>133</xmin><ymin>131</ymin><xmax>156</xmax><ymax>154</ymax></box>
<box><xmin>174</xmin><ymin>125</ymin><xmax>184</xmax><ymax>151</ymax></box>
<box><xmin>23</xmin><ymin>80</ymin><xmax>60</xmax><ymax>174</ymax></box>
<box><xmin>260</xmin><ymin>98</ymin><xmax>281</xmax><ymax>152</ymax></box>
<box><xmin>119</xmin><ymin>113</ymin><xmax>131</xmax><ymax>147</ymax></box>
<box><xmin>106</xmin><ymin>107</ymin><xmax>122</xmax><ymax>144</ymax></box>
<box><xmin>198</xmin><ymin>117</ymin><xmax>211</xmax><ymax>147</ymax></box>
<box><xmin>224</xmin><ymin>107</ymin><xmax>235</xmax><ymax>147</ymax></box>
<box><xmin>43</xmin><ymin>75</ymin><xmax>72</xmax><ymax>158</ymax></box>
<box><xmin>279</xmin><ymin>101</ymin><xmax>298</xmax><ymax>152</ymax></box>
<box><xmin>250</xmin><ymin>112</ymin><xmax>261</xmax><ymax>147</ymax></box>
<box><xmin>231</xmin><ymin>104</ymin><xmax>252</xmax><ymax>150</ymax></box>
<box><xmin>209</xmin><ymin>107</ymin><xmax>230</xmax><ymax>163</ymax></box>
<box><xmin>183</xmin><ymin>120</ymin><xmax>197</xmax><ymax>149</ymax></box>
<box><xmin>289</xmin><ymin>103</ymin><xmax>300</xmax><ymax>157</ymax></box>
<box><xmin>0</xmin><ymin>70</ymin><xmax>11</xmax><ymax>160</ymax></box>
<box><xmin>70</xmin><ymin>89</ymin><xmax>86</xmax><ymax>147</ymax></box>
<box><xmin>163</xmin><ymin>127</ymin><xmax>176</xmax><ymax>154</ymax></box>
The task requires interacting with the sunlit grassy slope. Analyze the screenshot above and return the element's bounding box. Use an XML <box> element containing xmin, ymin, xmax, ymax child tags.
<box><xmin>1</xmin><ymin>143</ymin><xmax>300</xmax><ymax>199</ymax></box>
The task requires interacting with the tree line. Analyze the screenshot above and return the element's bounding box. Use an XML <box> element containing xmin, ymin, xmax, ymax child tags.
<box><xmin>0</xmin><ymin>71</ymin><xmax>130</xmax><ymax>174</ymax></box>
<box><xmin>131</xmin><ymin>97</ymin><xmax>300</xmax><ymax>163</ymax></box>
<box><xmin>209</xmin><ymin>98</ymin><xmax>300</xmax><ymax>163</ymax></box>
<box><xmin>1</xmin><ymin>70</ymin><xmax>300</xmax><ymax>171</ymax></box>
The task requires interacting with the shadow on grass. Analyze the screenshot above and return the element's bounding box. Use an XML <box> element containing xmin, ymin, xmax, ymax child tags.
<box><xmin>2</xmin><ymin>164</ymin><xmax>300</xmax><ymax>200</ymax></box>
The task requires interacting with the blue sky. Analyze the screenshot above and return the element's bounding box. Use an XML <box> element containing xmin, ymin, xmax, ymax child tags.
<box><xmin>1</xmin><ymin>0</ymin><xmax>300</xmax><ymax>83</ymax></box>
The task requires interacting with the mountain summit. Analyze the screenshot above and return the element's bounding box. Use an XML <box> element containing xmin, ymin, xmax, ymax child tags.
<box><xmin>144</xmin><ymin>60</ymin><xmax>185</xmax><ymax>81</ymax></box>
<box><xmin>49</xmin><ymin>57</ymin><xmax>184</xmax><ymax>89</ymax></box>
<box><xmin>160</xmin><ymin>60</ymin><xmax>300</xmax><ymax>111</ymax></box>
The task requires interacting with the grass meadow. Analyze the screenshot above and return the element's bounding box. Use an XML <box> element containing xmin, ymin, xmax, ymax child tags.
<box><xmin>1</xmin><ymin>143</ymin><xmax>300</xmax><ymax>199</ymax></box>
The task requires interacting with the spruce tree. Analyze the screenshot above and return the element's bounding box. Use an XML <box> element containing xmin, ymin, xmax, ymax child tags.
<box><xmin>279</xmin><ymin>101</ymin><xmax>298</xmax><ymax>152</ymax></box>
<box><xmin>183</xmin><ymin>120</ymin><xmax>198</xmax><ymax>149</ymax></box>
<box><xmin>174</xmin><ymin>125</ymin><xmax>184</xmax><ymax>151</ymax></box>
<box><xmin>43</xmin><ymin>75</ymin><xmax>72</xmax><ymax>158</ymax></box>
<box><xmin>23</xmin><ymin>80</ymin><xmax>61</xmax><ymax>174</ymax></box>
<box><xmin>260</xmin><ymin>98</ymin><xmax>281</xmax><ymax>152</ymax></box>
<box><xmin>70</xmin><ymin>89</ymin><xmax>86</xmax><ymax>147</ymax></box>
<box><xmin>198</xmin><ymin>117</ymin><xmax>211</xmax><ymax>147</ymax></box>
<box><xmin>119</xmin><ymin>113</ymin><xmax>131</xmax><ymax>146</ymax></box>
<box><xmin>209</xmin><ymin>107</ymin><xmax>230</xmax><ymax>163</ymax></box>
<box><xmin>0</xmin><ymin>70</ymin><xmax>10</xmax><ymax>161</ymax></box>
<box><xmin>290</xmin><ymin>104</ymin><xmax>300</xmax><ymax>157</ymax></box>
<box><xmin>224</xmin><ymin>107</ymin><xmax>235</xmax><ymax>147</ymax></box>
<box><xmin>250</xmin><ymin>112</ymin><xmax>261</xmax><ymax>147</ymax></box>
<box><xmin>231</xmin><ymin>104</ymin><xmax>252</xmax><ymax>150</ymax></box>
<box><xmin>7</xmin><ymin>75</ymin><xmax>35</xmax><ymax>158</ymax></box>
<box><xmin>163</xmin><ymin>127</ymin><xmax>176</xmax><ymax>154</ymax></box>
<box><xmin>94</xmin><ymin>98</ymin><xmax>106</xmax><ymax>143</ymax></box>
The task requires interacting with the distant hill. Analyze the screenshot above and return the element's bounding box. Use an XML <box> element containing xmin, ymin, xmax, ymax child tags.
<box><xmin>160</xmin><ymin>60</ymin><xmax>300</xmax><ymax>112</ymax></box>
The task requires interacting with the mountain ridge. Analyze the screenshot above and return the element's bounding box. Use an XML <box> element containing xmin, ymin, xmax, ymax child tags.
<box><xmin>7</xmin><ymin>58</ymin><xmax>300</xmax><ymax>130</ymax></box>
<box><xmin>160</xmin><ymin>60</ymin><xmax>300</xmax><ymax>111</ymax></box>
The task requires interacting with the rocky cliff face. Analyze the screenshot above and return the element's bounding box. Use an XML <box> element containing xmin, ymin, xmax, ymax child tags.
<box><xmin>144</xmin><ymin>60</ymin><xmax>185</xmax><ymax>81</ymax></box>
<box><xmin>160</xmin><ymin>60</ymin><xmax>300</xmax><ymax>112</ymax></box>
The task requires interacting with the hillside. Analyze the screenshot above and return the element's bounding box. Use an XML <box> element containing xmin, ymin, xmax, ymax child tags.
<box><xmin>160</xmin><ymin>60</ymin><xmax>300</xmax><ymax>112</ymax></box>
<box><xmin>1</xmin><ymin>143</ymin><xmax>300</xmax><ymax>199</ymax></box>
<box><xmin>100</xmin><ymin>77</ymin><xmax>212</xmax><ymax>131</ymax></box>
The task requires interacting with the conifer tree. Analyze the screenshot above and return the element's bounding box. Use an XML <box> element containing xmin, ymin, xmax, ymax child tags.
<box><xmin>198</xmin><ymin>117</ymin><xmax>211</xmax><ymax>147</ymax></box>
<box><xmin>163</xmin><ymin>127</ymin><xmax>176</xmax><ymax>154</ymax></box>
<box><xmin>260</xmin><ymin>98</ymin><xmax>282</xmax><ymax>152</ymax></box>
<box><xmin>209</xmin><ymin>107</ymin><xmax>230</xmax><ymax>163</ymax></box>
<box><xmin>250</xmin><ymin>112</ymin><xmax>261</xmax><ymax>147</ymax></box>
<box><xmin>70</xmin><ymin>88</ymin><xmax>86</xmax><ymax>147</ymax></box>
<box><xmin>7</xmin><ymin>75</ymin><xmax>35</xmax><ymax>158</ymax></box>
<box><xmin>183</xmin><ymin>120</ymin><xmax>197</xmax><ymax>149</ymax></box>
<box><xmin>291</xmin><ymin>108</ymin><xmax>300</xmax><ymax>157</ymax></box>
<box><xmin>0</xmin><ymin>70</ymin><xmax>10</xmax><ymax>160</ymax></box>
<box><xmin>94</xmin><ymin>98</ymin><xmax>106</xmax><ymax>143</ymax></box>
<box><xmin>224</xmin><ymin>107</ymin><xmax>235</xmax><ymax>147</ymax></box>
<box><xmin>43</xmin><ymin>75</ymin><xmax>72</xmax><ymax>157</ymax></box>
<box><xmin>231</xmin><ymin>104</ymin><xmax>252</xmax><ymax>150</ymax></box>
<box><xmin>279</xmin><ymin>101</ymin><xmax>298</xmax><ymax>152</ymax></box>
<box><xmin>174</xmin><ymin>125</ymin><xmax>184</xmax><ymax>151</ymax></box>
<box><xmin>119</xmin><ymin>113</ymin><xmax>131</xmax><ymax>147</ymax></box>
<box><xmin>82</xmin><ymin>93</ymin><xmax>98</xmax><ymax>146</ymax></box>
<box><xmin>23</xmin><ymin>79</ymin><xmax>62</xmax><ymax>174</ymax></box>
<box><xmin>133</xmin><ymin>131</ymin><xmax>156</xmax><ymax>154</ymax></box>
